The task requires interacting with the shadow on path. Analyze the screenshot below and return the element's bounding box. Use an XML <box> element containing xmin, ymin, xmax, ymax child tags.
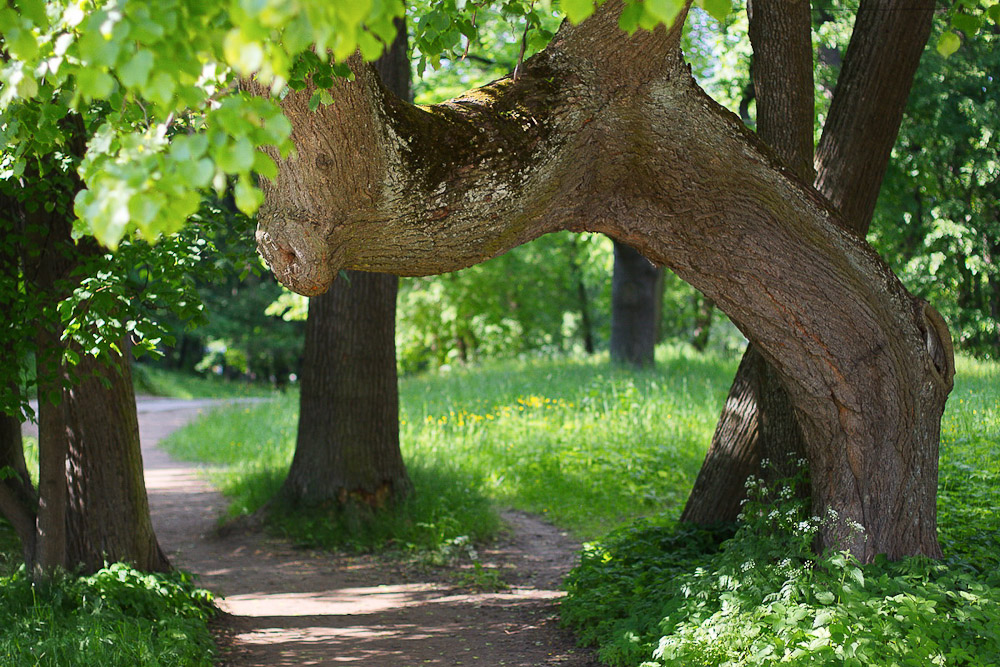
<box><xmin>138</xmin><ymin>400</ymin><xmax>600</xmax><ymax>666</ymax></box>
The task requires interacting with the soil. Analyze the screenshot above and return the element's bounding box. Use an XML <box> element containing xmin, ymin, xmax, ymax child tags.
<box><xmin>138</xmin><ymin>399</ymin><xmax>602</xmax><ymax>667</ymax></box>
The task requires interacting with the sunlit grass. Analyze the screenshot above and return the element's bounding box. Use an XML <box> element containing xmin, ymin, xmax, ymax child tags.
<box><xmin>162</xmin><ymin>346</ymin><xmax>738</xmax><ymax>545</ymax></box>
<box><xmin>937</xmin><ymin>355</ymin><xmax>1000</xmax><ymax>566</ymax></box>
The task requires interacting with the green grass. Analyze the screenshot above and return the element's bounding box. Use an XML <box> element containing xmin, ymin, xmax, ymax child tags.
<box><xmin>159</xmin><ymin>347</ymin><xmax>1000</xmax><ymax>665</ymax></box>
<box><xmin>132</xmin><ymin>363</ymin><xmax>278</xmax><ymax>399</ymax></box>
<box><xmin>560</xmin><ymin>354</ymin><xmax>1000</xmax><ymax>666</ymax></box>
<box><xmin>161</xmin><ymin>346</ymin><xmax>738</xmax><ymax>548</ymax></box>
<box><xmin>0</xmin><ymin>564</ymin><xmax>216</xmax><ymax>667</ymax></box>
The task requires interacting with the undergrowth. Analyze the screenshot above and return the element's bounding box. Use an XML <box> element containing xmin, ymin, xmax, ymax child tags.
<box><xmin>0</xmin><ymin>563</ymin><xmax>216</xmax><ymax>667</ymax></box>
<box><xmin>563</xmin><ymin>469</ymin><xmax>1000</xmax><ymax>666</ymax></box>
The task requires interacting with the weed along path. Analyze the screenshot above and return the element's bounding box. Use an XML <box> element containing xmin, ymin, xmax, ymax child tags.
<box><xmin>139</xmin><ymin>399</ymin><xmax>600</xmax><ymax>666</ymax></box>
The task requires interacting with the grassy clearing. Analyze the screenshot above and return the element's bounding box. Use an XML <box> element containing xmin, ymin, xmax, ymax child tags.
<box><xmin>160</xmin><ymin>347</ymin><xmax>1000</xmax><ymax>665</ymax></box>
<box><xmin>160</xmin><ymin>346</ymin><xmax>738</xmax><ymax>549</ymax></box>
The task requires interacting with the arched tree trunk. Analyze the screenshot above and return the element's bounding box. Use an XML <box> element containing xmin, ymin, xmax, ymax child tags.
<box><xmin>610</xmin><ymin>241</ymin><xmax>664</xmax><ymax>367</ymax></box>
<box><xmin>680</xmin><ymin>0</ymin><xmax>814</xmax><ymax>524</ymax></box>
<box><xmin>681</xmin><ymin>0</ymin><xmax>938</xmax><ymax>527</ymax></box>
<box><xmin>278</xmin><ymin>19</ymin><xmax>412</xmax><ymax>509</ymax></box>
<box><xmin>249</xmin><ymin>0</ymin><xmax>953</xmax><ymax>561</ymax></box>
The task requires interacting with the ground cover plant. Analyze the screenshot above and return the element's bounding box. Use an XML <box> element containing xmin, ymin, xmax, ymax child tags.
<box><xmin>160</xmin><ymin>346</ymin><xmax>738</xmax><ymax>550</ymax></box>
<box><xmin>0</xmin><ymin>562</ymin><xmax>216</xmax><ymax>667</ymax></box>
<box><xmin>562</xmin><ymin>355</ymin><xmax>1000</xmax><ymax>666</ymax></box>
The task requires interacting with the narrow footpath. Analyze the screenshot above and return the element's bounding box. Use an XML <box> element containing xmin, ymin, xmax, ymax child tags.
<box><xmin>139</xmin><ymin>399</ymin><xmax>600</xmax><ymax>666</ymax></box>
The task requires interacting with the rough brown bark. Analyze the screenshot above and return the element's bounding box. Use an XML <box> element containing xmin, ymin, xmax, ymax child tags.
<box><xmin>815</xmin><ymin>0</ymin><xmax>936</xmax><ymax>235</ymax></box>
<box><xmin>278</xmin><ymin>19</ymin><xmax>412</xmax><ymax>509</ymax></box>
<box><xmin>63</xmin><ymin>345</ymin><xmax>170</xmax><ymax>573</ymax></box>
<box><xmin>680</xmin><ymin>0</ymin><xmax>813</xmax><ymax>525</ymax></box>
<box><xmin>682</xmin><ymin>0</ymin><xmax>938</xmax><ymax>537</ymax></box>
<box><xmin>252</xmin><ymin>1</ymin><xmax>953</xmax><ymax>560</ymax></box>
<box><xmin>9</xmin><ymin>190</ymin><xmax>169</xmax><ymax>574</ymax></box>
<box><xmin>610</xmin><ymin>241</ymin><xmax>664</xmax><ymax>367</ymax></box>
<box><xmin>280</xmin><ymin>272</ymin><xmax>412</xmax><ymax>506</ymax></box>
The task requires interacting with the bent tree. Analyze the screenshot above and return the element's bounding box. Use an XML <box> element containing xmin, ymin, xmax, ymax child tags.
<box><xmin>253</xmin><ymin>0</ymin><xmax>954</xmax><ymax>561</ymax></box>
<box><xmin>682</xmin><ymin>0</ymin><xmax>940</xmax><ymax>524</ymax></box>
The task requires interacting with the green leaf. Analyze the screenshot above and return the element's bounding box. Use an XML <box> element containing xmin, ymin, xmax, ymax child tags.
<box><xmin>224</xmin><ymin>29</ymin><xmax>265</xmax><ymax>75</ymax></box>
<box><xmin>77</xmin><ymin>68</ymin><xmax>116</xmax><ymax>101</ymax></box>
<box><xmin>234</xmin><ymin>176</ymin><xmax>264</xmax><ymax>216</ymax></box>
<box><xmin>990</xmin><ymin>4</ymin><xmax>1000</xmax><ymax>24</ymax></box>
<box><xmin>14</xmin><ymin>0</ymin><xmax>47</xmax><ymax>26</ymax></box>
<box><xmin>119</xmin><ymin>49</ymin><xmax>155</xmax><ymax>89</ymax></box>
<box><xmin>619</xmin><ymin>2</ymin><xmax>644</xmax><ymax>33</ymax></box>
<box><xmin>645</xmin><ymin>0</ymin><xmax>686</xmax><ymax>25</ymax></box>
<box><xmin>815</xmin><ymin>590</ymin><xmax>836</xmax><ymax>605</ymax></box>
<box><xmin>562</xmin><ymin>0</ymin><xmax>596</xmax><ymax>24</ymax></box>
<box><xmin>147</xmin><ymin>71</ymin><xmax>176</xmax><ymax>105</ymax></box>
<box><xmin>936</xmin><ymin>31</ymin><xmax>961</xmax><ymax>57</ymax></box>
<box><xmin>951</xmin><ymin>12</ymin><xmax>982</xmax><ymax>35</ymax></box>
<box><xmin>697</xmin><ymin>0</ymin><xmax>732</xmax><ymax>22</ymax></box>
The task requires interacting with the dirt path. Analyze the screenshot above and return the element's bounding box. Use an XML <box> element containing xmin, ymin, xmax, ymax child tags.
<box><xmin>140</xmin><ymin>401</ymin><xmax>600</xmax><ymax>666</ymax></box>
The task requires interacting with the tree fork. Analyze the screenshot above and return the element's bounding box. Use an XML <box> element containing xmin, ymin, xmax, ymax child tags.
<box><xmin>254</xmin><ymin>1</ymin><xmax>953</xmax><ymax>560</ymax></box>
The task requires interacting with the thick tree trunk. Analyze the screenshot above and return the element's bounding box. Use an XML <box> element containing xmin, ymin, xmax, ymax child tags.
<box><xmin>680</xmin><ymin>0</ymin><xmax>813</xmax><ymax>524</ymax></box>
<box><xmin>251</xmin><ymin>1</ymin><xmax>953</xmax><ymax>560</ymax></box>
<box><xmin>681</xmin><ymin>0</ymin><xmax>937</xmax><ymax>531</ymax></box>
<box><xmin>280</xmin><ymin>272</ymin><xmax>411</xmax><ymax>506</ymax></box>
<box><xmin>11</xmin><ymin>195</ymin><xmax>169</xmax><ymax>574</ymax></box>
<box><xmin>278</xmin><ymin>19</ymin><xmax>412</xmax><ymax>509</ymax></box>
<box><xmin>610</xmin><ymin>241</ymin><xmax>663</xmax><ymax>367</ymax></box>
<box><xmin>63</xmin><ymin>345</ymin><xmax>169</xmax><ymax>573</ymax></box>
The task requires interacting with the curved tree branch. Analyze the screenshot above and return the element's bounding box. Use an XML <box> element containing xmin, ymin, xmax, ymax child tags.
<box><xmin>252</xmin><ymin>0</ymin><xmax>952</xmax><ymax>560</ymax></box>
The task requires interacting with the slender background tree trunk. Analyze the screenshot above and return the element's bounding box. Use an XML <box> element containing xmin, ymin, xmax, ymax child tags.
<box><xmin>610</xmin><ymin>241</ymin><xmax>664</xmax><ymax>367</ymax></box>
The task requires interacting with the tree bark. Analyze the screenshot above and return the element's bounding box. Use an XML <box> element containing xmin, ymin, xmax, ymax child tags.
<box><xmin>680</xmin><ymin>0</ymin><xmax>813</xmax><ymax>524</ymax></box>
<box><xmin>280</xmin><ymin>271</ymin><xmax>412</xmax><ymax>506</ymax></box>
<box><xmin>0</xmin><ymin>405</ymin><xmax>36</xmax><ymax>566</ymax></box>
<box><xmin>814</xmin><ymin>0</ymin><xmax>937</xmax><ymax>235</ymax></box>
<box><xmin>63</xmin><ymin>345</ymin><xmax>170</xmax><ymax>573</ymax></box>
<box><xmin>610</xmin><ymin>241</ymin><xmax>664</xmax><ymax>367</ymax></box>
<box><xmin>681</xmin><ymin>0</ymin><xmax>937</xmax><ymax>530</ymax></box>
<box><xmin>251</xmin><ymin>1</ymin><xmax>953</xmax><ymax>560</ymax></box>
<box><xmin>9</xmin><ymin>189</ymin><xmax>169</xmax><ymax>574</ymax></box>
<box><xmin>278</xmin><ymin>18</ymin><xmax>413</xmax><ymax>509</ymax></box>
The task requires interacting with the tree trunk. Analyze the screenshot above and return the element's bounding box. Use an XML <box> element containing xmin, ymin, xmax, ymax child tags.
<box><xmin>63</xmin><ymin>345</ymin><xmax>170</xmax><ymax>573</ymax></box>
<box><xmin>278</xmin><ymin>19</ymin><xmax>412</xmax><ymax>509</ymax></box>
<box><xmin>250</xmin><ymin>1</ymin><xmax>953</xmax><ymax>560</ymax></box>
<box><xmin>0</xmin><ymin>401</ymin><xmax>36</xmax><ymax>566</ymax></box>
<box><xmin>610</xmin><ymin>241</ymin><xmax>664</xmax><ymax>367</ymax></box>
<box><xmin>680</xmin><ymin>0</ymin><xmax>814</xmax><ymax>524</ymax></box>
<box><xmin>569</xmin><ymin>236</ymin><xmax>597</xmax><ymax>354</ymax></box>
<box><xmin>681</xmin><ymin>0</ymin><xmax>937</xmax><ymax>530</ymax></box>
<box><xmin>280</xmin><ymin>271</ymin><xmax>412</xmax><ymax>506</ymax></box>
<box><xmin>10</xmin><ymin>192</ymin><xmax>169</xmax><ymax>574</ymax></box>
<box><xmin>689</xmin><ymin>295</ymin><xmax>713</xmax><ymax>352</ymax></box>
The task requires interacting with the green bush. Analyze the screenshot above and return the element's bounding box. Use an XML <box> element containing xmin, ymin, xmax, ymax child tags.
<box><xmin>563</xmin><ymin>471</ymin><xmax>1000</xmax><ymax>667</ymax></box>
<box><xmin>0</xmin><ymin>563</ymin><xmax>216</xmax><ymax>667</ymax></box>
